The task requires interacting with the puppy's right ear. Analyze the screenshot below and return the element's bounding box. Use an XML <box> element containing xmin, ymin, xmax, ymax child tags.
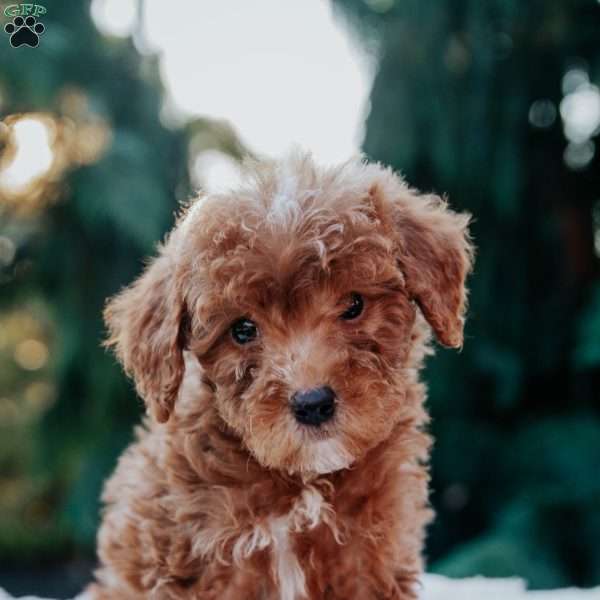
<box><xmin>368</xmin><ymin>176</ymin><xmax>473</xmax><ymax>349</ymax></box>
<box><xmin>104</xmin><ymin>247</ymin><xmax>186</xmax><ymax>423</ymax></box>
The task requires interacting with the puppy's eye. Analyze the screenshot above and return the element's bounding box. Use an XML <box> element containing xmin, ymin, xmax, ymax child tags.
<box><xmin>340</xmin><ymin>293</ymin><xmax>364</xmax><ymax>320</ymax></box>
<box><xmin>231</xmin><ymin>318</ymin><xmax>258</xmax><ymax>344</ymax></box>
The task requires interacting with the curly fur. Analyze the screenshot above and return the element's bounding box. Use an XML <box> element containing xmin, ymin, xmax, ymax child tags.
<box><xmin>89</xmin><ymin>152</ymin><xmax>473</xmax><ymax>600</ymax></box>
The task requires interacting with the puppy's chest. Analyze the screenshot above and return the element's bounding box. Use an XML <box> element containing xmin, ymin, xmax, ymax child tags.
<box><xmin>231</xmin><ymin>485</ymin><xmax>344</xmax><ymax>600</ymax></box>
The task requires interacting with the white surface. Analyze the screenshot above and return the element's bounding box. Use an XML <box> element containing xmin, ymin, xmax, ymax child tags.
<box><xmin>420</xmin><ymin>574</ymin><xmax>600</xmax><ymax>599</ymax></box>
<box><xmin>1</xmin><ymin>575</ymin><xmax>599</xmax><ymax>599</ymax></box>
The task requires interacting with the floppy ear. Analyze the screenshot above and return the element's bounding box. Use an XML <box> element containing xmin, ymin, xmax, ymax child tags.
<box><xmin>372</xmin><ymin>181</ymin><xmax>473</xmax><ymax>348</ymax></box>
<box><xmin>104</xmin><ymin>247</ymin><xmax>187</xmax><ymax>423</ymax></box>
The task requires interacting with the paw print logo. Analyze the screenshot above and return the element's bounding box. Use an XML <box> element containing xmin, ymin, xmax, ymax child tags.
<box><xmin>4</xmin><ymin>15</ymin><xmax>45</xmax><ymax>48</ymax></box>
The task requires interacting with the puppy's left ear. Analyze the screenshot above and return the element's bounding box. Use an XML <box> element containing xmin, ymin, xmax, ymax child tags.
<box><xmin>104</xmin><ymin>246</ymin><xmax>187</xmax><ymax>423</ymax></box>
<box><xmin>371</xmin><ymin>179</ymin><xmax>474</xmax><ymax>348</ymax></box>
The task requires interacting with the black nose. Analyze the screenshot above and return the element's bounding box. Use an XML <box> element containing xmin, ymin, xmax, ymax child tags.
<box><xmin>291</xmin><ymin>386</ymin><xmax>336</xmax><ymax>426</ymax></box>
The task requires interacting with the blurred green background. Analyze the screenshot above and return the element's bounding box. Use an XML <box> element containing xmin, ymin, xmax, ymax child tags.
<box><xmin>0</xmin><ymin>0</ymin><xmax>599</xmax><ymax>597</ymax></box>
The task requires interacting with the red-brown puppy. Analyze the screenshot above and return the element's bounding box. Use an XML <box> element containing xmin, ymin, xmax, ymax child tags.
<box><xmin>89</xmin><ymin>153</ymin><xmax>473</xmax><ymax>600</ymax></box>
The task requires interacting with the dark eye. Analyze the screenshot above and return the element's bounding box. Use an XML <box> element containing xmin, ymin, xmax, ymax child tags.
<box><xmin>340</xmin><ymin>293</ymin><xmax>364</xmax><ymax>320</ymax></box>
<box><xmin>231</xmin><ymin>318</ymin><xmax>258</xmax><ymax>344</ymax></box>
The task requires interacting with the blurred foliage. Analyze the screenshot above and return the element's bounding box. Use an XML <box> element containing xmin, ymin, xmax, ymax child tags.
<box><xmin>336</xmin><ymin>0</ymin><xmax>600</xmax><ymax>589</ymax></box>
<box><xmin>0</xmin><ymin>0</ymin><xmax>231</xmax><ymax>575</ymax></box>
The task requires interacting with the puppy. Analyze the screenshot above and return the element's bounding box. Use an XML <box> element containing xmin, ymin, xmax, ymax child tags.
<box><xmin>89</xmin><ymin>153</ymin><xmax>473</xmax><ymax>600</ymax></box>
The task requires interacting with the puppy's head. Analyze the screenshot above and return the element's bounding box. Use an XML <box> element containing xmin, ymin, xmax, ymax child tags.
<box><xmin>105</xmin><ymin>154</ymin><xmax>473</xmax><ymax>474</ymax></box>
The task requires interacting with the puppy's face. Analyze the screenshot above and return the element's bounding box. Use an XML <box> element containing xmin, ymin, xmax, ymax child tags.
<box><xmin>105</xmin><ymin>156</ymin><xmax>473</xmax><ymax>475</ymax></box>
<box><xmin>189</xmin><ymin>215</ymin><xmax>416</xmax><ymax>475</ymax></box>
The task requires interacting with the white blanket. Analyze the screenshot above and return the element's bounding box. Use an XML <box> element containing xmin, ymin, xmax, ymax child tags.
<box><xmin>1</xmin><ymin>575</ymin><xmax>598</xmax><ymax>600</ymax></box>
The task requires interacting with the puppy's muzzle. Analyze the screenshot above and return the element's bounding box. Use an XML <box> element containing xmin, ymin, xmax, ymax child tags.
<box><xmin>291</xmin><ymin>386</ymin><xmax>336</xmax><ymax>426</ymax></box>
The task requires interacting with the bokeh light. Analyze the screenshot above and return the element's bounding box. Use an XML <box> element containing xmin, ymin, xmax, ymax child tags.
<box><xmin>564</xmin><ymin>140</ymin><xmax>596</xmax><ymax>170</ymax></box>
<box><xmin>0</xmin><ymin>107</ymin><xmax>111</xmax><ymax>213</ymax></box>
<box><xmin>559</xmin><ymin>65</ymin><xmax>600</xmax><ymax>170</ymax></box>
<box><xmin>562</xmin><ymin>68</ymin><xmax>589</xmax><ymax>96</ymax></box>
<box><xmin>528</xmin><ymin>99</ymin><xmax>557</xmax><ymax>129</ymax></box>
<box><xmin>0</xmin><ymin>117</ymin><xmax>54</xmax><ymax>194</ymax></box>
<box><xmin>14</xmin><ymin>339</ymin><xmax>49</xmax><ymax>372</ymax></box>
<box><xmin>560</xmin><ymin>84</ymin><xmax>600</xmax><ymax>144</ymax></box>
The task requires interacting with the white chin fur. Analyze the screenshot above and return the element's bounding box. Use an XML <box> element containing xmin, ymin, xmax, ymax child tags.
<box><xmin>304</xmin><ymin>438</ymin><xmax>354</xmax><ymax>474</ymax></box>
